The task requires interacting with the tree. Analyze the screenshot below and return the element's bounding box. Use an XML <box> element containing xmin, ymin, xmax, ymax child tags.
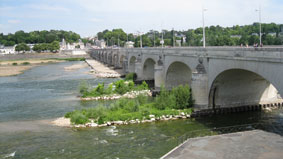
<box><xmin>15</xmin><ymin>43</ymin><xmax>30</xmax><ymax>52</ymax></box>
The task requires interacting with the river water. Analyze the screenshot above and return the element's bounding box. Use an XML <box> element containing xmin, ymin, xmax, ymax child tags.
<box><xmin>0</xmin><ymin>61</ymin><xmax>282</xmax><ymax>159</ymax></box>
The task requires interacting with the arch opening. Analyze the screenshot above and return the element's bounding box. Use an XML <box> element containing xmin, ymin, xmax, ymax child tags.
<box><xmin>129</xmin><ymin>56</ymin><xmax>136</xmax><ymax>73</ymax></box>
<box><xmin>142</xmin><ymin>58</ymin><xmax>156</xmax><ymax>80</ymax></box>
<box><xmin>165</xmin><ymin>62</ymin><xmax>192</xmax><ymax>89</ymax></box>
<box><xmin>209</xmin><ymin>69</ymin><xmax>281</xmax><ymax>109</ymax></box>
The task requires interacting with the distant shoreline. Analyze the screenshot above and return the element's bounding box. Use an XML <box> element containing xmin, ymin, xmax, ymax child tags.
<box><xmin>0</xmin><ymin>53</ymin><xmax>89</xmax><ymax>77</ymax></box>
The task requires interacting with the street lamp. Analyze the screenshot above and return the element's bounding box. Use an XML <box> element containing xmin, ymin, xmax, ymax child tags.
<box><xmin>161</xmin><ymin>30</ymin><xmax>164</xmax><ymax>48</ymax></box>
<box><xmin>256</xmin><ymin>6</ymin><xmax>262</xmax><ymax>46</ymax></box>
<box><xmin>202</xmin><ymin>7</ymin><xmax>208</xmax><ymax>48</ymax></box>
<box><xmin>153</xmin><ymin>31</ymin><xmax>156</xmax><ymax>47</ymax></box>
<box><xmin>137</xmin><ymin>31</ymin><xmax>143</xmax><ymax>48</ymax></box>
<box><xmin>172</xmin><ymin>28</ymin><xmax>175</xmax><ymax>47</ymax></box>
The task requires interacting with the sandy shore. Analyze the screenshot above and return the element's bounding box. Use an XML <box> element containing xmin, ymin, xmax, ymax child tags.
<box><xmin>0</xmin><ymin>59</ymin><xmax>64</xmax><ymax>77</ymax></box>
<box><xmin>85</xmin><ymin>59</ymin><xmax>124</xmax><ymax>78</ymax></box>
<box><xmin>51</xmin><ymin>117</ymin><xmax>71</xmax><ymax>127</ymax></box>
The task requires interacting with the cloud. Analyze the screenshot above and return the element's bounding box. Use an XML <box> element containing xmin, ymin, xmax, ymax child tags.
<box><xmin>8</xmin><ymin>20</ymin><xmax>20</xmax><ymax>24</ymax></box>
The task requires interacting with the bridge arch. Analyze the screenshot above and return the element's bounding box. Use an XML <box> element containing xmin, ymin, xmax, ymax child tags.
<box><xmin>129</xmin><ymin>56</ymin><xmax>137</xmax><ymax>73</ymax></box>
<box><xmin>209</xmin><ymin>69</ymin><xmax>281</xmax><ymax>109</ymax></box>
<box><xmin>142</xmin><ymin>58</ymin><xmax>156</xmax><ymax>80</ymax></box>
<box><xmin>165</xmin><ymin>61</ymin><xmax>192</xmax><ymax>89</ymax></box>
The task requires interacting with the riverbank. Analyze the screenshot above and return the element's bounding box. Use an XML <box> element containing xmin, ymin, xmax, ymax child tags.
<box><xmin>0</xmin><ymin>59</ymin><xmax>64</xmax><ymax>76</ymax></box>
<box><xmin>85</xmin><ymin>59</ymin><xmax>124</xmax><ymax>78</ymax></box>
<box><xmin>52</xmin><ymin>111</ymin><xmax>192</xmax><ymax>128</ymax></box>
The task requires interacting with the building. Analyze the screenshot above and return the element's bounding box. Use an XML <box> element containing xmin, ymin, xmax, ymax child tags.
<box><xmin>267</xmin><ymin>33</ymin><xmax>277</xmax><ymax>37</ymax></box>
<box><xmin>95</xmin><ymin>40</ymin><xmax>106</xmax><ymax>48</ymax></box>
<box><xmin>0</xmin><ymin>46</ymin><xmax>16</xmax><ymax>54</ymax></box>
<box><xmin>124</xmin><ymin>41</ymin><xmax>134</xmax><ymax>48</ymax></box>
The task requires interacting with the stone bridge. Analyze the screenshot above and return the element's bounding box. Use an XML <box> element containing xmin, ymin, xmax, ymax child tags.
<box><xmin>89</xmin><ymin>47</ymin><xmax>283</xmax><ymax>110</ymax></box>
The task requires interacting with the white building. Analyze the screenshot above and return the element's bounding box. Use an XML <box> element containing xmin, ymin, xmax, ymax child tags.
<box><xmin>0</xmin><ymin>46</ymin><xmax>16</xmax><ymax>54</ymax></box>
<box><xmin>124</xmin><ymin>41</ymin><xmax>134</xmax><ymax>48</ymax></box>
<box><xmin>95</xmin><ymin>40</ymin><xmax>106</xmax><ymax>48</ymax></box>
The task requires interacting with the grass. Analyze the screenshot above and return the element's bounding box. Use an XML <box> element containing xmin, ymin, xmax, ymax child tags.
<box><xmin>66</xmin><ymin>85</ymin><xmax>194</xmax><ymax>125</ymax></box>
<box><xmin>47</xmin><ymin>58</ymin><xmax>86</xmax><ymax>61</ymax></box>
<box><xmin>79</xmin><ymin>79</ymin><xmax>149</xmax><ymax>98</ymax></box>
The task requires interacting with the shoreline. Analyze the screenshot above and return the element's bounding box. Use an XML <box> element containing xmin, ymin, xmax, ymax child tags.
<box><xmin>52</xmin><ymin>112</ymin><xmax>192</xmax><ymax>128</ymax></box>
<box><xmin>0</xmin><ymin>59</ymin><xmax>65</xmax><ymax>77</ymax></box>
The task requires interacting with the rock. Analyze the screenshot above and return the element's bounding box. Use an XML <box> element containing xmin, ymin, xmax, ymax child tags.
<box><xmin>106</xmin><ymin>122</ymin><xmax>112</xmax><ymax>126</ymax></box>
<box><xmin>75</xmin><ymin>124</ymin><xmax>86</xmax><ymax>128</ymax></box>
<box><xmin>98</xmin><ymin>124</ymin><xmax>107</xmax><ymax>127</ymax></box>
<box><xmin>149</xmin><ymin>114</ymin><xmax>155</xmax><ymax>118</ymax></box>
<box><xmin>150</xmin><ymin>118</ymin><xmax>156</xmax><ymax>121</ymax></box>
<box><xmin>180</xmin><ymin>112</ymin><xmax>185</xmax><ymax>116</ymax></box>
<box><xmin>114</xmin><ymin>121</ymin><xmax>123</xmax><ymax>125</ymax></box>
<box><xmin>90</xmin><ymin>123</ymin><xmax>98</xmax><ymax>127</ymax></box>
<box><xmin>186</xmin><ymin>114</ymin><xmax>191</xmax><ymax>118</ymax></box>
<box><xmin>129</xmin><ymin>120</ymin><xmax>136</xmax><ymax>124</ymax></box>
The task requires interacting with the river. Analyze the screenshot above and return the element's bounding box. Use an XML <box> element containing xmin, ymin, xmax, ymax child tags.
<box><xmin>0</xmin><ymin>61</ymin><xmax>282</xmax><ymax>159</ymax></box>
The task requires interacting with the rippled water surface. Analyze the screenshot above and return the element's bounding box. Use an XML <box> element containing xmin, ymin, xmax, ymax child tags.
<box><xmin>0</xmin><ymin>61</ymin><xmax>282</xmax><ymax>159</ymax></box>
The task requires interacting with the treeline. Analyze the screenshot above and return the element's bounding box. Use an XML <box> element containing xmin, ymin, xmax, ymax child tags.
<box><xmin>0</xmin><ymin>30</ymin><xmax>81</xmax><ymax>46</ymax></box>
<box><xmin>97</xmin><ymin>23</ymin><xmax>283</xmax><ymax>47</ymax></box>
<box><xmin>14</xmin><ymin>41</ymin><xmax>60</xmax><ymax>53</ymax></box>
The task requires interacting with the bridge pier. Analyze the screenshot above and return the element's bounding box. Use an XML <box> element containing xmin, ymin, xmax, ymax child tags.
<box><xmin>154</xmin><ymin>65</ymin><xmax>164</xmax><ymax>90</ymax></box>
<box><xmin>191</xmin><ymin>73</ymin><xmax>209</xmax><ymax>110</ymax></box>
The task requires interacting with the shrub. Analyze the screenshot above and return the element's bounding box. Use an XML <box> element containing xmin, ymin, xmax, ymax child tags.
<box><xmin>123</xmin><ymin>100</ymin><xmax>139</xmax><ymax>112</ymax></box>
<box><xmin>105</xmin><ymin>84</ymin><xmax>113</xmax><ymax>94</ymax></box>
<box><xmin>114</xmin><ymin>80</ymin><xmax>128</xmax><ymax>94</ymax></box>
<box><xmin>154</xmin><ymin>86</ymin><xmax>176</xmax><ymax>110</ymax></box>
<box><xmin>136</xmin><ymin>81</ymin><xmax>149</xmax><ymax>90</ymax></box>
<box><xmin>172</xmin><ymin>85</ymin><xmax>191</xmax><ymax>109</ymax></box>
<box><xmin>125</xmin><ymin>73</ymin><xmax>137</xmax><ymax>81</ymax></box>
<box><xmin>128</xmin><ymin>81</ymin><xmax>135</xmax><ymax>91</ymax></box>
<box><xmin>12</xmin><ymin>62</ymin><xmax>18</xmax><ymax>66</ymax></box>
<box><xmin>22</xmin><ymin>62</ymin><xmax>30</xmax><ymax>65</ymax></box>
<box><xmin>79</xmin><ymin>81</ymin><xmax>89</xmax><ymax>97</ymax></box>
<box><xmin>70</xmin><ymin>111</ymin><xmax>89</xmax><ymax>124</ymax></box>
<box><xmin>94</xmin><ymin>83</ymin><xmax>105</xmax><ymax>95</ymax></box>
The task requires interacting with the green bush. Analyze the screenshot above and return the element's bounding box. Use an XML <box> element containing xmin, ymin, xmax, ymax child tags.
<box><xmin>154</xmin><ymin>86</ymin><xmax>176</xmax><ymax>110</ymax></box>
<box><xmin>70</xmin><ymin>111</ymin><xmax>89</xmax><ymax>124</ymax></box>
<box><xmin>136</xmin><ymin>81</ymin><xmax>149</xmax><ymax>90</ymax></box>
<box><xmin>12</xmin><ymin>62</ymin><xmax>18</xmax><ymax>66</ymax></box>
<box><xmin>105</xmin><ymin>84</ymin><xmax>113</xmax><ymax>94</ymax></box>
<box><xmin>114</xmin><ymin>80</ymin><xmax>128</xmax><ymax>94</ymax></box>
<box><xmin>22</xmin><ymin>62</ymin><xmax>30</xmax><ymax>65</ymax></box>
<box><xmin>172</xmin><ymin>85</ymin><xmax>192</xmax><ymax>109</ymax></box>
<box><xmin>79</xmin><ymin>81</ymin><xmax>89</xmax><ymax>97</ymax></box>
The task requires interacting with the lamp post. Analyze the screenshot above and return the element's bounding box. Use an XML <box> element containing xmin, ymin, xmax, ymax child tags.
<box><xmin>256</xmin><ymin>6</ymin><xmax>262</xmax><ymax>46</ymax></box>
<box><xmin>202</xmin><ymin>7</ymin><xmax>207</xmax><ymax>48</ymax></box>
<box><xmin>138</xmin><ymin>31</ymin><xmax>143</xmax><ymax>48</ymax></box>
<box><xmin>161</xmin><ymin>30</ymin><xmax>164</xmax><ymax>48</ymax></box>
<box><xmin>153</xmin><ymin>31</ymin><xmax>156</xmax><ymax>47</ymax></box>
<box><xmin>173</xmin><ymin>28</ymin><xmax>175</xmax><ymax>47</ymax></box>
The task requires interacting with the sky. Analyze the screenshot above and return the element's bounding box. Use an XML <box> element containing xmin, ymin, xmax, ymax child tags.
<box><xmin>0</xmin><ymin>0</ymin><xmax>283</xmax><ymax>37</ymax></box>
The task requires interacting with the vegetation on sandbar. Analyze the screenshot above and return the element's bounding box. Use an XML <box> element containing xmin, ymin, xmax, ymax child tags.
<box><xmin>79</xmin><ymin>79</ymin><xmax>149</xmax><ymax>98</ymax></box>
<box><xmin>65</xmin><ymin>85</ymin><xmax>194</xmax><ymax>125</ymax></box>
